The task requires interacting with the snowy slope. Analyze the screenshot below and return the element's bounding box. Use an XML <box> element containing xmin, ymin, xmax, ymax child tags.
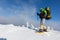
<box><xmin>0</xmin><ymin>24</ymin><xmax>60</xmax><ymax>40</ymax></box>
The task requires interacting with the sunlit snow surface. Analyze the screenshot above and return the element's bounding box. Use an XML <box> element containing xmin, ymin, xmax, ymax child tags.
<box><xmin>0</xmin><ymin>24</ymin><xmax>60</xmax><ymax>40</ymax></box>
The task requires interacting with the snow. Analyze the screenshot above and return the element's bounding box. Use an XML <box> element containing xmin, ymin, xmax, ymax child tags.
<box><xmin>0</xmin><ymin>24</ymin><xmax>60</xmax><ymax>40</ymax></box>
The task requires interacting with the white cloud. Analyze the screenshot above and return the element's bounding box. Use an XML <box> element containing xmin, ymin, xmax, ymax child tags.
<box><xmin>0</xmin><ymin>3</ymin><xmax>37</xmax><ymax>26</ymax></box>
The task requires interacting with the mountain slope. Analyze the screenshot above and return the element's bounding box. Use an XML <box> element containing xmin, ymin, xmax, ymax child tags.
<box><xmin>0</xmin><ymin>24</ymin><xmax>60</xmax><ymax>40</ymax></box>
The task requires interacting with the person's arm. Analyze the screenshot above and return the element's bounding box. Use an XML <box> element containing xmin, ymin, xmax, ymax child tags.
<box><xmin>37</xmin><ymin>13</ymin><xmax>40</xmax><ymax>16</ymax></box>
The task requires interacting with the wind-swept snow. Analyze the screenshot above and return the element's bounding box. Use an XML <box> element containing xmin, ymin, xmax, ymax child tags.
<box><xmin>0</xmin><ymin>24</ymin><xmax>60</xmax><ymax>40</ymax></box>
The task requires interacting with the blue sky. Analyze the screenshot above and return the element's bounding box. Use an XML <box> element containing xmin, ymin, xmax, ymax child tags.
<box><xmin>0</xmin><ymin>0</ymin><xmax>60</xmax><ymax>30</ymax></box>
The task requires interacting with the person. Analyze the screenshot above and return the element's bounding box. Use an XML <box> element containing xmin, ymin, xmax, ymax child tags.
<box><xmin>37</xmin><ymin>8</ymin><xmax>48</xmax><ymax>32</ymax></box>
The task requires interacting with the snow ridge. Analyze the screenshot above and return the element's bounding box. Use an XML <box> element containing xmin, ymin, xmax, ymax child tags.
<box><xmin>0</xmin><ymin>23</ymin><xmax>60</xmax><ymax>40</ymax></box>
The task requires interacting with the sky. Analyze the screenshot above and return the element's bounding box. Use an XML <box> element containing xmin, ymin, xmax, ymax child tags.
<box><xmin>0</xmin><ymin>0</ymin><xmax>60</xmax><ymax>30</ymax></box>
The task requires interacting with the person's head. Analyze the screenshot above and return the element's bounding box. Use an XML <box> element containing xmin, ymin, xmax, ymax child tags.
<box><xmin>40</xmin><ymin>8</ymin><xmax>44</xmax><ymax>12</ymax></box>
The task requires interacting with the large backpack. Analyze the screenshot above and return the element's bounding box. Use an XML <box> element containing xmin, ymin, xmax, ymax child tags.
<box><xmin>45</xmin><ymin>7</ymin><xmax>51</xmax><ymax>20</ymax></box>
